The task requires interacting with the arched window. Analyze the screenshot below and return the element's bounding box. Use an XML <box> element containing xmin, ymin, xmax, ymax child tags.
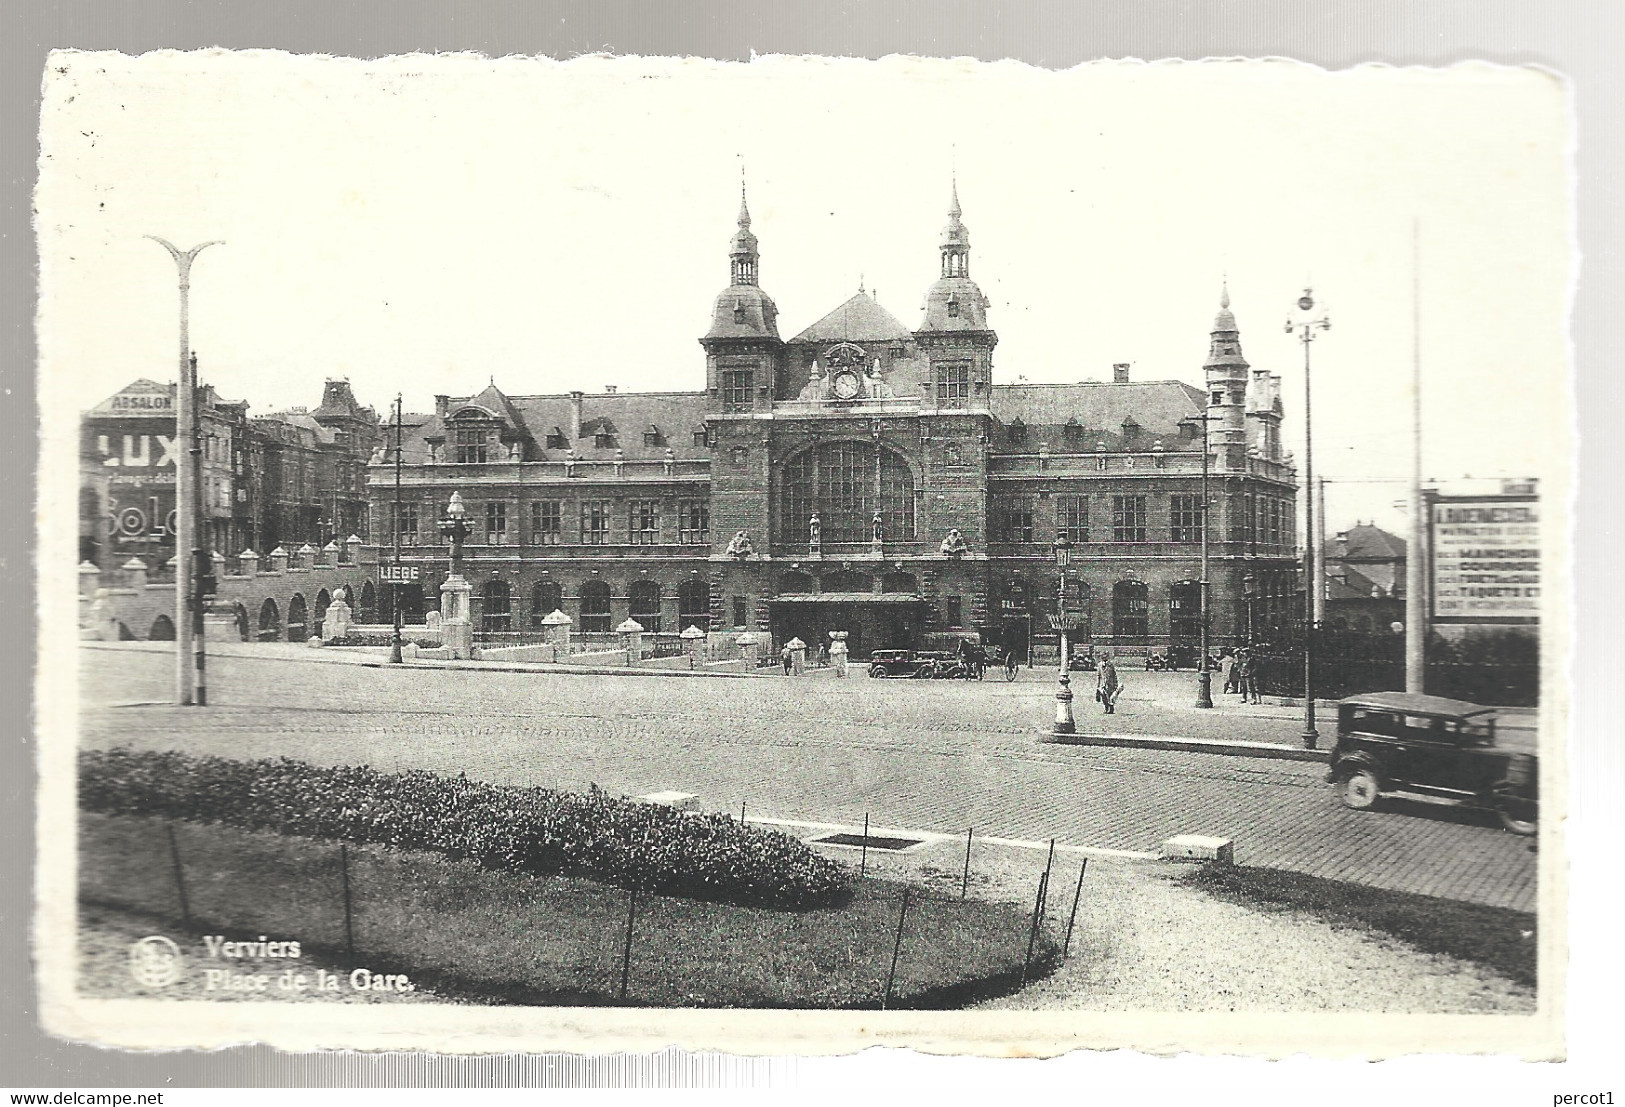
<box><xmin>629</xmin><ymin>579</ymin><xmax>661</xmax><ymax>632</ymax></box>
<box><xmin>359</xmin><ymin>581</ymin><xmax>377</xmax><ymax>623</ymax></box>
<box><xmin>822</xmin><ymin>569</ymin><xmax>872</xmax><ymax>595</ymax></box>
<box><xmin>258</xmin><ymin>599</ymin><xmax>280</xmax><ymax>641</ymax></box>
<box><xmin>1112</xmin><ymin>581</ymin><xmax>1149</xmax><ymax>640</ymax></box>
<box><xmin>881</xmin><ymin>571</ymin><xmax>918</xmax><ymax>594</ymax></box>
<box><xmin>148</xmin><ymin>614</ymin><xmax>175</xmax><ymax>641</ymax></box>
<box><xmin>481</xmin><ymin>580</ymin><xmax>511</xmax><ymax>633</ymax></box>
<box><xmin>678</xmin><ymin>578</ymin><xmax>710</xmax><ymax>631</ymax></box>
<box><xmin>777</xmin><ymin>571</ymin><xmax>814</xmax><ymax>594</ymax></box>
<box><xmin>579</xmin><ymin>579</ymin><xmax>612</xmax><ymax>634</ymax></box>
<box><xmin>1169</xmin><ymin>581</ymin><xmax>1202</xmax><ymax>641</ymax></box>
<box><xmin>779</xmin><ymin>442</ymin><xmax>915</xmax><ymax>545</ymax></box>
<box><xmin>287</xmin><ymin>593</ymin><xmax>308</xmax><ymax>641</ymax></box>
<box><xmin>531</xmin><ymin>580</ymin><xmax>563</xmax><ymax>628</ymax></box>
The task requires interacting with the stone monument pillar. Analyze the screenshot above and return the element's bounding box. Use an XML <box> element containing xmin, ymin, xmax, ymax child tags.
<box><xmin>323</xmin><ymin>585</ymin><xmax>354</xmax><ymax>642</ymax></box>
<box><xmin>680</xmin><ymin>623</ymin><xmax>707</xmax><ymax>669</ymax></box>
<box><xmin>735</xmin><ymin>631</ymin><xmax>761</xmax><ymax>670</ymax></box>
<box><xmin>539</xmin><ymin>608</ymin><xmax>572</xmax><ymax>659</ymax></box>
<box><xmin>829</xmin><ymin>631</ymin><xmax>849</xmax><ymax>678</ymax></box>
<box><xmin>785</xmin><ymin>636</ymin><xmax>807</xmax><ymax>675</ymax></box>
<box><xmin>616</xmin><ymin>617</ymin><xmax>645</xmax><ymax>666</ymax></box>
<box><xmin>440</xmin><ymin>576</ymin><xmax>473</xmax><ymax>659</ymax></box>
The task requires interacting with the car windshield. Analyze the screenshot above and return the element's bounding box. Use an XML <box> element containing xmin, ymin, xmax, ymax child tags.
<box><xmin>1342</xmin><ymin>707</ymin><xmax>1495</xmax><ymax>744</ymax></box>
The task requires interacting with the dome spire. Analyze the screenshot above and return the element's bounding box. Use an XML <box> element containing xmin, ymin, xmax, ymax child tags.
<box><xmin>939</xmin><ymin>176</ymin><xmax>970</xmax><ymax>278</ymax></box>
<box><xmin>729</xmin><ymin>168</ymin><xmax>759</xmax><ymax>287</ymax></box>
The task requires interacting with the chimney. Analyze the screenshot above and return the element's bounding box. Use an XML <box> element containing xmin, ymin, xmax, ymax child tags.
<box><xmin>570</xmin><ymin>390</ymin><xmax>584</xmax><ymax>440</ymax></box>
<box><xmin>435</xmin><ymin>394</ymin><xmax>450</xmax><ymax>418</ymax></box>
<box><xmin>1113</xmin><ymin>363</ymin><xmax>1131</xmax><ymax>383</ymax></box>
<box><xmin>604</xmin><ymin>385</ymin><xmax>618</xmax><ymax>394</ymax></box>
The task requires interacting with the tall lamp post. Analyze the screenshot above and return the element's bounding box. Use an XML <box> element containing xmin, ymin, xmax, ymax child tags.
<box><xmin>388</xmin><ymin>393</ymin><xmax>405</xmax><ymax>664</ymax></box>
<box><xmin>1286</xmin><ymin>287</ymin><xmax>1331</xmax><ymax>748</ymax></box>
<box><xmin>1194</xmin><ymin>410</ymin><xmax>1215</xmax><ymax>708</ymax></box>
<box><xmin>1051</xmin><ymin>534</ymin><xmax>1075</xmax><ymax>735</ymax></box>
<box><xmin>147</xmin><ymin>236</ymin><xmax>222</xmax><ymax>706</ymax></box>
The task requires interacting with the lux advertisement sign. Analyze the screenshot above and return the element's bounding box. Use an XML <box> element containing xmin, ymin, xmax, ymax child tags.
<box><xmin>1430</xmin><ymin>497</ymin><xmax>1539</xmax><ymax>625</ymax></box>
<box><xmin>95</xmin><ymin>432</ymin><xmax>179</xmax><ymax>483</ymax></box>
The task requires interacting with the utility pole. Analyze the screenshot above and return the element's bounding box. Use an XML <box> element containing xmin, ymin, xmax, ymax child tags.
<box><xmin>147</xmin><ymin>236</ymin><xmax>222</xmax><ymax>706</ymax></box>
<box><xmin>1406</xmin><ymin>221</ymin><xmax>1427</xmax><ymax>692</ymax></box>
<box><xmin>1195</xmin><ymin>410</ymin><xmax>1214</xmax><ymax>707</ymax></box>
<box><xmin>389</xmin><ymin>393</ymin><xmax>405</xmax><ymax>664</ymax></box>
<box><xmin>1286</xmin><ymin>287</ymin><xmax>1330</xmax><ymax>748</ymax></box>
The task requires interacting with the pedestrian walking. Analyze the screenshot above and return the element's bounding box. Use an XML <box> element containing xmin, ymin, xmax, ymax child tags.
<box><xmin>1095</xmin><ymin>653</ymin><xmax>1120</xmax><ymax>714</ymax></box>
<box><xmin>780</xmin><ymin>644</ymin><xmax>793</xmax><ymax>676</ymax></box>
<box><xmin>1236</xmin><ymin>648</ymin><xmax>1261</xmax><ymax>704</ymax></box>
<box><xmin>1219</xmin><ymin>648</ymin><xmax>1237</xmax><ymax>695</ymax></box>
<box><xmin>817</xmin><ymin>641</ymin><xmax>829</xmax><ymax>668</ymax></box>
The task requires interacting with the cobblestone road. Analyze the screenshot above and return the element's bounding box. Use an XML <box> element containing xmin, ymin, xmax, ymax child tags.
<box><xmin>76</xmin><ymin>645</ymin><xmax>1538</xmax><ymax>911</ymax></box>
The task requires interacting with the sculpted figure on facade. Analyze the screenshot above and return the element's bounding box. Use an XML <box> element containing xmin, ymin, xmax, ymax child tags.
<box><xmin>726</xmin><ymin>530</ymin><xmax>755</xmax><ymax>559</ymax></box>
<box><xmin>940</xmin><ymin>528</ymin><xmax>968</xmax><ymax>558</ymax></box>
<box><xmin>809</xmin><ymin>512</ymin><xmax>821</xmax><ymax>551</ymax></box>
<box><xmin>871</xmin><ymin>510</ymin><xmax>884</xmax><ymax>544</ymax></box>
<box><xmin>866</xmin><ymin>359</ymin><xmax>893</xmax><ymax>398</ymax></box>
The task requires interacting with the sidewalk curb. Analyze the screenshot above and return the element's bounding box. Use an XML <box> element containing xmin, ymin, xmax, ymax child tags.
<box><xmin>1040</xmin><ymin>730</ymin><xmax>1332</xmax><ymax>763</ymax></box>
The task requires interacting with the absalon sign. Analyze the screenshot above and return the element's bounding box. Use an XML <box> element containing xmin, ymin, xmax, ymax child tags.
<box><xmin>1430</xmin><ymin>495</ymin><xmax>1540</xmax><ymax>625</ymax></box>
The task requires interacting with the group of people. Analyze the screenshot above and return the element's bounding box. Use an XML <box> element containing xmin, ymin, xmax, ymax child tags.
<box><xmin>1217</xmin><ymin>647</ymin><xmax>1264</xmax><ymax>704</ymax></box>
<box><xmin>780</xmin><ymin>640</ymin><xmax>832</xmax><ymax>674</ymax></box>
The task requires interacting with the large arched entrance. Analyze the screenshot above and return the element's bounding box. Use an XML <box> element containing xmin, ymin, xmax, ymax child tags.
<box><xmin>286</xmin><ymin>594</ymin><xmax>308</xmax><ymax>641</ymax></box>
<box><xmin>148</xmin><ymin>614</ymin><xmax>175</xmax><ymax>641</ymax></box>
<box><xmin>314</xmin><ymin>589</ymin><xmax>332</xmax><ymax>639</ymax></box>
<box><xmin>778</xmin><ymin>441</ymin><xmax>916</xmax><ymax>546</ymax></box>
<box><xmin>258</xmin><ymin>599</ymin><xmax>281</xmax><ymax>641</ymax></box>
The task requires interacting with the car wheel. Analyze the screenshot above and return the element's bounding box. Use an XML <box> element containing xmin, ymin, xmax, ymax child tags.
<box><xmin>1494</xmin><ymin>794</ymin><xmax>1538</xmax><ymax>836</ymax></box>
<box><xmin>1339</xmin><ymin>768</ymin><xmax>1382</xmax><ymax>810</ymax></box>
<box><xmin>869</xmin><ymin>666</ymin><xmax>888</xmax><ymax>678</ymax></box>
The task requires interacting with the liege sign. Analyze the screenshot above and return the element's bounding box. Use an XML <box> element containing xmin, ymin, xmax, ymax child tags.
<box><xmin>379</xmin><ymin>564</ymin><xmax>420</xmax><ymax>584</ymax></box>
<box><xmin>1430</xmin><ymin>496</ymin><xmax>1539</xmax><ymax>624</ymax></box>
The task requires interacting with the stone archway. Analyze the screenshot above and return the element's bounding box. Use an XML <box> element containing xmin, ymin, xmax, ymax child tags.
<box><xmin>286</xmin><ymin>593</ymin><xmax>308</xmax><ymax>641</ymax></box>
<box><xmin>258</xmin><ymin>598</ymin><xmax>281</xmax><ymax>641</ymax></box>
<box><xmin>148</xmin><ymin>614</ymin><xmax>175</xmax><ymax>641</ymax></box>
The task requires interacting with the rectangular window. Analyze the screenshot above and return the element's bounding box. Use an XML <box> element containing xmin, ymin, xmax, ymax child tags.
<box><xmin>1170</xmin><ymin>494</ymin><xmax>1203</xmax><ymax>543</ymax></box>
<box><xmin>721</xmin><ymin>370</ymin><xmax>754</xmax><ymax>409</ymax></box>
<box><xmin>732</xmin><ymin>596</ymin><xmax>748</xmax><ymax>628</ymax></box>
<box><xmin>678</xmin><ymin>499</ymin><xmax>709</xmax><ymax>544</ymax></box>
<box><xmin>454</xmin><ymin>427</ymin><xmax>488</xmax><ymax>464</ymax></box>
<box><xmin>485</xmin><ymin>502</ymin><xmax>507</xmax><ymax>542</ymax></box>
<box><xmin>999</xmin><ymin>503</ymin><xmax>1034</xmax><ymax>543</ymax></box>
<box><xmin>629</xmin><ymin>500</ymin><xmax>660</xmax><ymax>545</ymax></box>
<box><xmin>545</xmin><ymin>429</ymin><xmax>566</xmax><ymax>450</ymax></box>
<box><xmin>945</xmin><ymin>596</ymin><xmax>963</xmax><ymax>628</ymax></box>
<box><xmin>531</xmin><ymin>500</ymin><xmax>562</xmax><ymax>544</ymax></box>
<box><xmin>581</xmin><ymin>500</ymin><xmax>610</xmax><ymax>545</ymax></box>
<box><xmin>1111</xmin><ymin>495</ymin><xmax>1147</xmax><ymax>543</ymax></box>
<box><xmin>1057</xmin><ymin>495</ymin><xmax>1089</xmax><ymax>543</ymax></box>
<box><xmin>391</xmin><ymin>502</ymin><xmax>419</xmax><ymax>546</ymax></box>
<box><xmin>935</xmin><ymin>363</ymin><xmax>971</xmax><ymax>407</ymax></box>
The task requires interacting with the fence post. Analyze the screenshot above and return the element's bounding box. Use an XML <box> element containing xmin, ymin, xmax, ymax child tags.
<box><xmin>164</xmin><ymin>822</ymin><xmax>192</xmax><ymax>927</ymax></box>
<box><xmin>1063</xmin><ymin>859</ymin><xmax>1089</xmax><ymax>957</ymax></box>
<box><xmin>961</xmin><ymin>826</ymin><xmax>973</xmax><ymax>900</ymax></box>
<box><xmin>340</xmin><ymin>842</ymin><xmax>356</xmax><ymax>958</ymax></box>
<box><xmin>619</xmin><ymin>888</ymin><xmax>637</xmax><ymax>1002</ymax></box>
<box><xmin>860</xmin><ymin>813</ymin><xmax>869</xmax><ymax>878</ymax></box>
<box><xmin>1019</xmin><ymin>869</ymin><xmax>1049</xmax><ymax>988</ymax></box>
<box><xmin>881</xmin><ymin>886</ymin><xmax>911</xmax><ymax>1011</ymax></box>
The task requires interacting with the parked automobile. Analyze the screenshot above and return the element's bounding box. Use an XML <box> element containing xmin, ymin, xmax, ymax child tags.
<box><xmin>1325</xmin><ymin>691</ymin><xmax>1537</xmax><ymax>835</ymax></box>
<box><xmin>1066</xmin><ymin>649</ymin><xmax>1096</xmax><ymax>672</ymax></box>
<box><xmin>866</xmin><ymin>649</ymin><xmax>919</xmax><ymax>678</ymax></box>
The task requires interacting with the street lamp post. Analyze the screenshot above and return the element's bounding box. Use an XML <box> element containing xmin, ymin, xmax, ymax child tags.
<box><xmin>388</xmin><ymin>393</ymin><xmax>405</xmax><ymax>664</ymax></box>
<box><xmin>1052</xmin><ymin>534</ymin><xmax>1075</xmax><ymax>735</ymax></box>
<box><xmin>1195</xmin><ymin>411</ymin><xmax>1214</xmax><ymax>708</ymax></box>
<box><xmin>147</xmin><ymin>236</ymin><xmax>222</xmax><ymax>706</ymax></box>
<box><xmin>439</xmin><ymin>491</ymin><xmax>471</xmax><ymax>576</ymax></box>
<box><xmin>1286</xmin><ymin>287</ymin><xmax>1331</xmax><ymax>748</ymax></box>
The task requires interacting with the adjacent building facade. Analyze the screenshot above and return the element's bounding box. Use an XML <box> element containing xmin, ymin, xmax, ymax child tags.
<box><xmin>365</xmin><ymin>185</ymin><xmax>1302</xmax><ymax>657</ymax></box>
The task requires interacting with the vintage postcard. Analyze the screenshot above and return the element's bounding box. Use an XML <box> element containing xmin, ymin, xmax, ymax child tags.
<box><xmin>34</xmin><ymin>51</ymin><xmax>1570</xmax><ymax>1058</ymax></box>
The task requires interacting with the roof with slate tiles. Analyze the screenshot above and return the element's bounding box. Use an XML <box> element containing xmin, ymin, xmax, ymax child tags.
<box><xmin>988</xmin><ymin>380</ymin><xmax>1207</xmax><ymax>449</ymax></box>
<box><xmin>789</xmin><ymin>292</ymin><xmax>914</xmax><ymax>345</ymax></box>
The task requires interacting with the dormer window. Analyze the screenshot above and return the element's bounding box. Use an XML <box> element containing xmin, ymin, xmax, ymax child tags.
<box><xmin>1008</xmin><ymin>418</ymin><xmax>1027</xmax><ymax>445</ymax></box>
<box><xmin>453</xmin><ymin>426</ymin><xmax>490</xmax><ymax>464</ymax></box>
<box><xmin>594</xmin><ymin>431</ymin><xmax>613</xmax><ymax>450</ymax></box>
<box><xmin>1121</xmin><ymin>418</ymin><xmax>1140</xmax><ymax>443</ymax></box>
<box><xmin>692</xmin><ymin>425</ymin><xmax>709</xmax><ymax>447</ymax></box>
<box><xmin>946</xmin><ymin>295</ymin><xmax>960</xmax><ymax>319</ymax></box>
<box><xmin>733</xmin><ymin>301</ymin><xmax>747</xmax><ymax>324</ymax></box>
<box><xmin>545</xmin><ymin>427</ymin><xmax>566</xmax><ymax>450</ymax></box>
<box><xmin>1211</xmin><ymin>390</ymin><xmax>1225</xmax><ymax>406</ymax></box>
<box><xmin>1064</xmin><ymin>418</ymin><xmax>1083</xmax><ymax>445</ymax></box>
<box><xmin>643</xmin><ymin>425</ymin><xmax>662</xmax><ymax>447</ymax></box>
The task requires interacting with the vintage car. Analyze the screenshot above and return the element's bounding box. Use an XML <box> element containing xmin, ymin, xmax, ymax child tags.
<box><xmin>867</xmin><ymin>649</ymin><xmax>924</xmax><ymax>678</ymax></box>
<box><xmin>1325</xmin><ymin>691</ymin><xmax>1538</xmax><ymax>835</ymax></box>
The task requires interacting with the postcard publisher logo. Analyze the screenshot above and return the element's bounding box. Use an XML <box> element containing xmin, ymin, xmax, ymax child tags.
<box><xmin>129</xmin><ymin>935</ymin><xmax>183</xmax><ymax>987</ymax></box>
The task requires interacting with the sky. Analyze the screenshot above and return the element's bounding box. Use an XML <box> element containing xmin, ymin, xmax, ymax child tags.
<box><xmin>37</xmin><ymin>52</ymin><xmax>1572</xmax><ymax>536</ymax></box>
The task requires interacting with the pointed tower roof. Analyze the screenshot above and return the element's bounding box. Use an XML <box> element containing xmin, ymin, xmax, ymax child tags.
<box><xmin>706</xmin><ymin>174</ymin><xmax>779</xmax><ymax>341</ymax></box>
<box><xmin>1204</xmin><ymin>284</ymin><xmax>1249</xmax><ymax>370</ymax></box>
<box><xmin>729</xmin><ymin>178</ymin><xmax>758</xmax><ymax>259</ymax></box>
<box><xmin>790</xmin><ymin>291</ymin><xmax>913</xmax><ymax>345</ymax></box>
<box><xmin>919</xmin><ymin>178</ymin><xmax>991</xmax><ymax>333</ymax></box>
<box><xmin>941</xmin><ymin>177</ymin><xmax>970</xmax><ymax>249</ymax></box>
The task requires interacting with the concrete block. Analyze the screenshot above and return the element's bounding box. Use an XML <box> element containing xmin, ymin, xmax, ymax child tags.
<box><xmin>1160</xmin><ymin>834</ymin><xmax>1235</xmax><ymax>865</ymax></box>
<box><xmin>637</xmin><ymin>791</ymin><xmax>700</xmax><ymax>812</ymax></box>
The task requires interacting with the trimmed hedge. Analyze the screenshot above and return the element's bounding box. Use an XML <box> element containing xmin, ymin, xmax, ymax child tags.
<box><xmin>323</xmin><ymin>632</ymin><xmax>442</xmax><ymax>648</ymax></box>
<box><xmin>79</xmin><ymin>749</ymin><xmax>853</xmax><ymax>910</ymax></box>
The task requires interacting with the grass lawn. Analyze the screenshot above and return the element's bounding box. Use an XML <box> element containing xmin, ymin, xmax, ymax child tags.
<box><xmin>1180</xmin><ymin>864</ymin><xmax>1537</xmax><ymax>988</ymax></box>
<box><xmin>80</xmin><ymin>813</ymin><xmax>1058</xmax><ymax>1008</ymax></box>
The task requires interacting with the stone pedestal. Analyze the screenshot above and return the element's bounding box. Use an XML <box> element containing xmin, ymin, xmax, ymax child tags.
<box><xmin>735</xmin><ymin>632</ymin><xmax>761</xmax><ymax>670</ymax></box>
<box><xmin>616</xmin><ymin>618</ymin><xmax>644</xmax><ymax>666</ymax></box>
<box><xmin>829</xmin><ymin>631</ymin><xmax>849</xmax><ymax>678</ymax></box>
<box><xmin>540</xmin><ymin>609</ymin><xmax>572</xmax><ymax>654</ymax></box>
<box><xmin>680</xmin><ymin>624</ymin><xmax>707</xmax><ymax>669</ymax></box>
<box><xmin>785</xmin><ymin>636</ymin><xmax>807</xmax><ymax>676</ymax></box>
<box><xmin>323</xmin><ymin>593</ymin><xmax>354</xmax><ymax>642</ymax></box>
<box><xmin>440</xmin><ymin>574</ymin><xmax>473</xmax><ymax>659</ymax></box>
<box><xmin>85</xmin><ymin>588</ymin><xmax>119</xmax><ymax>641</ymax></box>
